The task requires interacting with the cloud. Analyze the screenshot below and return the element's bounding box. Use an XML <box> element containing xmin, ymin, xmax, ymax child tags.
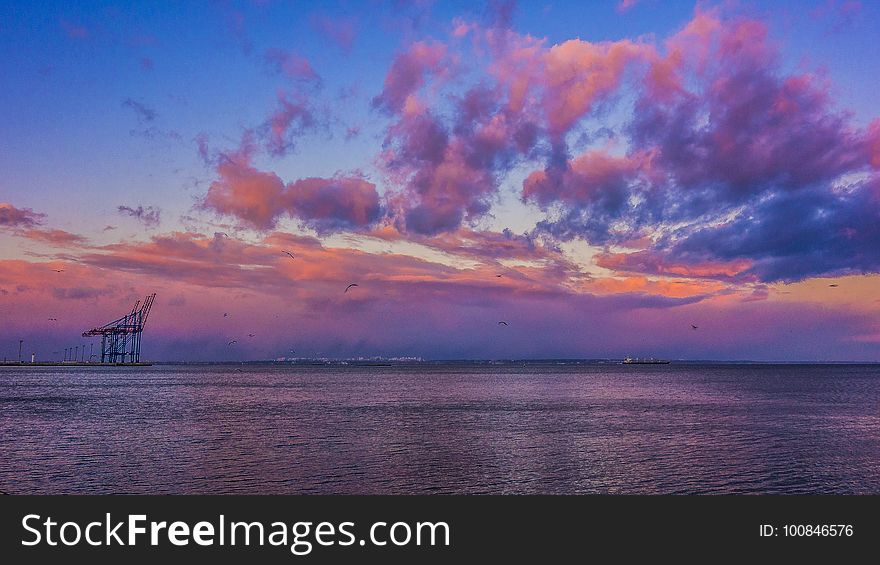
<box><xmin>0</xmin><ymin>203</ymin><xmax>45</xmax><ymax>229</ymax></box>
<box><xmin>60</xmin><ymin>20</ymin><xmax>88</xmax><ymax>39</ymax></box>
<box><xmin>372</xmin><ymin>41</ymin><xmax>448</xmax><ymax>114</ymax></box>
<box><xmin>485</xmin><ymin>0</ymin><xmax>517</xmax><ymax>29</ymax></box>
<box><xmin>21</xmin><ymin>228</ymin><xmax>88</xmax><ymax>247</ymax></box>
<box><xmin>52</xmin><ymin>286</ymin><xmax>114</xmax><ymax>300</ymax></box>
<box><xmin>810</xmin><ymin>0</ymin><xmax>862</xmax><ymax>33</ymax></box>
<box><xmin>264</xmin><ymin>49</ymin><xmax>321</xmax><ymax>84</ymax></box>
<box><xmin>190</xmin><ymin>6</ymin><xmax>880</xmax><ymax>285</ymax></box>
<box><xmin>122</xmin><ymin>98</ymin><xmax>157</xmax><ymax>122</ymax></box>
<box><xmin>203</xmin><ymin>157</ymin><xmax>286</xmax><ymax>230</ymax></box>
<box><xmin>195</xmin><ymin>133</ymin><xmax>212</xmax><ymax>166</ymax></box>
<box><xmin>616</xmin><ymin>0</ymin><xmax>639</xmax><ymax>13</ymax></box>
<box><xmin>521</xmin><ymin>8</ymin><xmax>880</xmax><ymax>282</ymax></box>
<box><xmin>265</xmin><ymin>91</ymin><xmax>318</xmax><ymax>156</ymax></box>
<box><xmin>1</xmin><ymin>203</ymin><xmax>88</xmax><ymax>247</ymax></box>
<box><xmin>221</xmin><ymin>5</ymin><xmax>252</xmax><ymax>54</ymax></box>
<box><xmin>345</xmin><ymin>125</ymin><xmax>362</xmax><ymax>140</ymax></box>
<box><xmin>539</xmin><ymin>39</ymin><xmax>652</xmax><ymax>138</ymax></box>
<box><xmin>202</xmin><ymin>151</ymin><xmax>382</xmax><ymax>233</ymax></box>
<box><xmin>68</xmin><ymin>229</ymin><xmax>621</xmax><ymax>309</ymax></box>
<box><xmin>3</xmin><ymin>220</ymin><xmax>877</xmax><ymax>360</ymax></box>
<box><xmin>375</xmin><ymin>40</ymin><xmax>544</xmax><ymax>235</ymax></box>
<box><xmin>118</xmin><ymin>205</ymin><xmax>162</xmax><ymax>229</ymax></box>
<box><xmin>373</xmin><ymin>24</ymin><xmax>656</xmax><ymax>235</ymax></box>
<box><xmin>595</xmin><ymin>250</ymin><xmax>753</xmax><ymax>281</ymax></box>
<box><xmin>664</xmin><ymin>181</ymin><xmax>880</xmax><ymax>282</ymax></box>
<box><xmin>524</xmin><ymin>149</ymin><xmax>658</xmax><ymax>244</ymax></box>
<box><xmin>408</xmin><ymin>227</ymin><xmax>559</xmax><ymax>263</ymax></box>
<box><xmin>286</xmin><ymin>176</ymin><xmax>383</xmax><ymax>234</ymax></box>
<box><xmin>310</xmin><ymin>15</ymin><xmax>356</xmax><ymax>52</ymax></box>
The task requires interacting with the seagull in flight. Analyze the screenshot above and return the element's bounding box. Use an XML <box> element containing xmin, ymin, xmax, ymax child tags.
<box><xmin>345</xmin><ymin>283</ymin><xmax>359</xmax><ymax>293</ymax></box>
<box><xmin>282</xmin><ymin>250</ymin><xmax>295</xmax><ymax>260</ymax></box>
<box><xmin>48</xmin><ymin>317</ymin><xmax>58</xmax><ymax>321</ymax></box>
<box><xmin>691</xmin><ymin>324</ymin><xmax>699</xmax><ymax>330</ymax></box>
<box><xmin>248</xmin><ymin>333</ymin><xmax>255</xmax><ymax>338</ymax></box>
<box><xmin>227</xmin><ymin>340</ymin><xmax>237</xmax><ymax>346</ymax></box>
<box><xmin>496</xmin><ymin>274</ymin><xmax>503</xmax><ymax>278</ymax></box>
<box><xmin>498</xmin><ymin>321</ymin><xmax>509</xmax><ymax>326</ymax></box>
<box><xmin>828</xmin><ymin>284</ymin><xmax>839</xmax><ymax>287</ymax></box>
<box><xmin>223</xmin><ymin>313</ymin><xmax>228</xmax><ymax>317</ymax></box>
<box><xmin>52</xmin><ymin>269</ymin><xmax>64</xmax><ymax>273</ymax></box>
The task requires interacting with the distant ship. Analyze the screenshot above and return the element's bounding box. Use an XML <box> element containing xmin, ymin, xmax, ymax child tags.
<box><xmin>622</xmin><ymin>357</ymin><xmax>670</xmax><ymax>365</ymax></box>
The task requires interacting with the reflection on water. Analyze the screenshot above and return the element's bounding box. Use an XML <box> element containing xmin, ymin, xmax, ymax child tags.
<box><xmin>0</xmin><ymin>363</ymin><xmax>878</xmax><ymax>494</ymax></box>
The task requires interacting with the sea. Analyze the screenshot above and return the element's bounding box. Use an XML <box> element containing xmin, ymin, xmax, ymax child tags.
<box><xmin>1</xmin><ymin>362</ymin><xmax>878</xmax><ymax>494</ymax></box>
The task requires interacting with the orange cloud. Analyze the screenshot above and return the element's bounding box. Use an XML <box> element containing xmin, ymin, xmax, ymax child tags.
<box><xmin>595</xmin><ymin>250</ymin><xmax>754</xmax><ymax>280</ymax></box>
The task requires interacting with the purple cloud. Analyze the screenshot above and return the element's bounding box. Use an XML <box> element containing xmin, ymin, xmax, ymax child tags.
<box><xmin>0</xmin><ymin>203</ymin><xmax>45</xmax><ymax>229</ymax></box>
<box><xmin>524</xmin><ymin>9</ymin><xmax>880</xmax><ymax>282</ymax></box>
<box><xmin>122</xmin><ymin>98</ymin><xmax>157</xmax><ymax>122</ymax></box>
<box><xmin>118</xmin><ymin>205</ymin><xmax>161</xmax><ymax>229</ymax></box>
<box><xmin>264</xmin><ymin>49</ymin><xmax>321</xmax><ymax>85</ymax></box>
<box><xmin>310</xmin><ymin>15</ymin><xmax>356</xmax><ymax>52</ymax></box>
<box><xmin>265</xmin><ymin>91</ymin><xmax>318</xmax><ymax>156</ymax></box>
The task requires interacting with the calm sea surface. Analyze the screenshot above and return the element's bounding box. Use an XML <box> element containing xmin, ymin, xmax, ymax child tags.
<box><xmin>1</xmin><ymin>363</ymin><xmax>878</xmax><ymax>494</ymax></box>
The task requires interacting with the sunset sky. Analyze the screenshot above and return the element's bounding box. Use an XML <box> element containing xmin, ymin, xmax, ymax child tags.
<box><xmin>2</xmin><ymin>0</ymin><xmax>880</xmax><ymax>361</ymax></box>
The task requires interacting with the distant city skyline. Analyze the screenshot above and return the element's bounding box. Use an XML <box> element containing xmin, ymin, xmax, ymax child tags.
<box><xmin>2</xmin><ymin>0</ymin><xmax>880</xmax><ymax>361</ymax></box>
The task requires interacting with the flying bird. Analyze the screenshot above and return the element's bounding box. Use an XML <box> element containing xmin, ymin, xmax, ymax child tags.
<box><xmin>691</xmin><ymin>324</ymin><xmax>699</xmax><ymax>330</ymax></box>
<box><xmin>345</xmin><ymin>283</ymin><xmax>359</xmax><ymax>293</ymax></box>
<box><xmin>227</xmin><ymin>340</ymin><xmax>237</xmax><ymax>346</ymax></box>
<box><xmin>52</xmin><ymin>269</ymin><xmax>64</xmax><ymax>273</ymax></box>
<box><xmin>248</xmin><ymin>333</ymin><xmax>255</xmax><ymax>338</ymax></box>
<box><xmin>223</xmin><ymin>313</ymin><xmax>228</xmax><ymax>317</ymax></box>
<box><xmin>829</xmin><ymin>284</ymin><xmax>839</xmax><ymax>287</ymax></box>
<box><xmin>282</xmin><ymin>250</ymin><xmax>295</xmax><ymax>260</ymax></box>
<box><xmin>498</xmin><ymin>321</ymin><xmax>509</xmax><ymax>326</ymax></box>
<box><xmin>48</xmin><ymin>317</ymin><xmax>58</xmax><ymax>321</ymax></box>
<box><xmin>496</xmin><ymin>274</ymin><xmax>503</xmax><ymax>278</ymax></box>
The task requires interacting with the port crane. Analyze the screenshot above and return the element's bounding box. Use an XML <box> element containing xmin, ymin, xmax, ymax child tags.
<box><xmin>82</xmin><ymin>293</ymin><xmax>156</xmax><ymax>363</ymax></box>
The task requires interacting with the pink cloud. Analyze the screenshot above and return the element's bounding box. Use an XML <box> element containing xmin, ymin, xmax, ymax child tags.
<box><xmin>203</xmin><ymin>157</ymin><xmax>288</xmax><ymax>230</ymax></box>
<box><xmin>265</xmin><ymin>49</ymin><xmax>321</xmax><ymax>84</ymax></box>
<box><xmin>372</xmin><ymin>41</ymin><xmax>448</xmax><ymax>114</ymax></box>
<box><xmin>374</xmin><ymin>23</ymin><xmax>657</xmax><ymax>235</ymax></box>
<box><xmin>265</xmin><ymin>91</ymin><xmax>318</xmax><ymax>156</ymax></box>
<box><xmin>21</xmin><ymin>228</ymin><xmax>89</xmax><ymax>247</ymax></box>
<box><xmin>523</xmin><ymin>149</ymin><xmax>655</xmax><ymax>207</ymax></box>
<box><xmin>0</xmin><ymin>203</ymin><xmax>45</xmax><ymax>228</ymax></box>
<box><xmin>595</xmin><ymin>250</ymin><xmax>754</xmax><ymax>281</ymax></box>
<box><xmin>617</xmin><ymin>0</ymin><xmax>639</xmax><ymax>13</ymax></box>
<box><xmin>311</xmin><ymin>15</ymin><xmax>357</xmax><ymax>52</ymax></box>
<box><xmin>541</xmin><ymin>39</ymin><xmax>651</xmax><ymax>137</ymax></box>
<box><xmin>5</xmin><ymin>244</ymin><xmax>877</xmax><ymax>360</ymax></box>
<box><xmin>0</xmin><ymin>203</ymin><xmax>88</xmax><ymax>248</ymax></box>
<box><xmin>203</xmin><ymin>152</ymin><xmax>381</xmax><ymax>233</ymax></box>
<box><xmin>520</xmin><ymin>7</ymin><xmax>880</xmax><ymax>281</ymax></box>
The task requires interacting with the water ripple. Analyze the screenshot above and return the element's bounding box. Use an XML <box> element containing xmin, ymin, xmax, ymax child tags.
<box><xmin>0</xmin><ymin>363</ymin><xmax>878</xmax><ymax>494</ymax></box>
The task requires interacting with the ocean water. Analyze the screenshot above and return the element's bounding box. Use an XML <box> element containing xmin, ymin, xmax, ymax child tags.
<box><xmin>0</xmin><ymin>363</ymin><xmax>878</xmax><ymax>494</ymax></box>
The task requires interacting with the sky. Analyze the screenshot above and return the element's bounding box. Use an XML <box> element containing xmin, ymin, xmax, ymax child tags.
<box><xmin>1</xmin><ymin>0</ymin><xmax>879</xmax><ymax>361</ymax></box>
